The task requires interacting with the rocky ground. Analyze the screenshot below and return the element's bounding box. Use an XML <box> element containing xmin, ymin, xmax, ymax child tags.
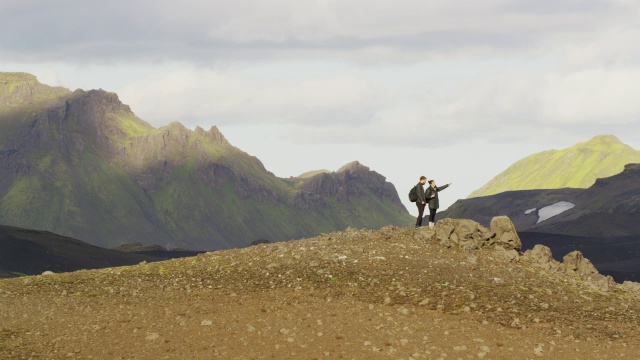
<box><xmin>1</xmin><ymin>217</ymin><xmax>639</xmax><ymax>359</ymax></box>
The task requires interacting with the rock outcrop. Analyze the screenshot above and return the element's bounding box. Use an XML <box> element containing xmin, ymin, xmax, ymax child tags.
<box><xmin>522</xmin><ymin>244</ymin><xmax>561</xmax><ymax>272</ymax></box>
<box><xmin>416</xmin><ymin>216</ymin><xmax>639</xmax><ymax>295</ymax></box>
<box><xmin>523</xmin><ymin>245</ymin><xmax>618</xmax><ymax>292</ymax></box>
<box><xmin>417</xmin><ymin>216</ymin><xmax>522</xmax><ymax>253</ymax></box>
<box><xmin>296</xmin><ymin>161</ymin><xmax>405</xmax><ymax>211</ymax></box>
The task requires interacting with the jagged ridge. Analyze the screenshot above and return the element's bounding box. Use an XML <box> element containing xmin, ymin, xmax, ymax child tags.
<box><xmin>0</xmin><ymin>72</ymin><xmax>412</xmax><ymax>249</ymax></box>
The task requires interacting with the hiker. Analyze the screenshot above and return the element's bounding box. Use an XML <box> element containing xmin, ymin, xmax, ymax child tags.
<box><xmin>413</xmin><ymin>176</ymin><xmax>428</xmax><ymax>229</ymax></box>
<box><xmin>425</xmin><ymin>179</ymin><xmax>452</xmax><ymax>229</ymax></box>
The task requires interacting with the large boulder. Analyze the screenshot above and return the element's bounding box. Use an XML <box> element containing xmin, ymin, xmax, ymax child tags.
<box><xmin>523</xmin><ymin>245</ymin><xmax>561</xmax><ymax>272</ymax></box>
<box><xmin>433</xmin><ymin>218</ymin><xmax>494</xmax><ymax>250</ymax></box>
<box><xmin>430</xmin><ymin>216</ymin><xmax>521</xmax><ymax>252</ymax></box>
<box><xmin>489</xmin><ymin>216</ymin><xmax>522</xmax><ymax>251</ymax></box>
<box><xmin>623</xmin><ymin>281</ymin><xmax>640</xmax><ymax>295</ymax></box>
<box><xmin>560</xmin><ymin>250</ymin><xmax>615</xmax><ymax>291</ymax></box>
<box><xmin>561</xmin><ymin>251</ymin><xmax>598</xmax><ymax>276</ymax></box>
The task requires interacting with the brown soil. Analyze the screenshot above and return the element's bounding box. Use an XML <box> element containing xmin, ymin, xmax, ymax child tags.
<box><xmin>1</xmin><ymin>226</ymin><xmax>639</xmax><ymax>359</ymax></box>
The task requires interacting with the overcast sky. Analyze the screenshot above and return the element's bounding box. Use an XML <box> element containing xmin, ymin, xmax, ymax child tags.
<box><xmin>2</xmin><ymin>0</ymin><xmax>640</xmax><ymax>215</ymax></box>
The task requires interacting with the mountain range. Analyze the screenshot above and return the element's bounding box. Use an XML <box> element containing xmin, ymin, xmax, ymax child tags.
<box><xmin>468</xmin><ymin>135</ymin><xmax>640</xmax><ymax>198</ymax></box>
<box><xmin>0</xmin><ymin>72</ymin><xmax>412</xmax><ymax>250</ymax></box>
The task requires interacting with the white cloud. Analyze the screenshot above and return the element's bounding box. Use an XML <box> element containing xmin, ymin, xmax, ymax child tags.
<box><xmin>113</xmin><ymin>51</ymin><xmax>640</xmax><ymax>148</ymax></box>
<box><xmin>1</xmin><ymin>0</ymin><xmax>634</xmax><ymax>63</ymax></box>
<box><xmin>118</xmin><ymin>66</ymin><xmax>382</xmax><ymax>128</ymax></box>
<box><xmin>541</xmin><ymin>68</ymin><xmax>640</xmax><ymax>124</ymax></box>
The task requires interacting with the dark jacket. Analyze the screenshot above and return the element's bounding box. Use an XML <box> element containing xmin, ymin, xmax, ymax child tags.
<box><xmin>425</xmin><ymin>184</ymin><xmax>449</xmax><ymax>210</ymax></box>
<box><xmin>415</xmin><ymin>182</ymin><xmax>427</xmax><ymax>204</ymax></box>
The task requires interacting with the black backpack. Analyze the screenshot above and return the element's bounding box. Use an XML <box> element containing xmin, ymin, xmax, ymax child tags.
<box><xmin>408</xmin><ymin>185</ymin><xmax>418</xmax><ymax>202</ymax></box>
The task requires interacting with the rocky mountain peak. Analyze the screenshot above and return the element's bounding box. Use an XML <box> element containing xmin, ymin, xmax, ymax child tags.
<box><xmin>194</xmin><ymin>125</ymin><xmax>228</xmax><ymax>144</ymax></box>
<box><xmin>297</xmin><ymin>169</ymin><xmax>331</xmax><ymax>179</ymax></box>
<box><xmin>81</xmin><ymin>89</ymin><xmax>131</xmax><ymax>110</ymax></box>
<box><xmin>585</xmin><ymin>134</ymin><xmax>622</xmax><ymax>145</ymax></box>
<box><xmin>0</xmin><ymin>72</ymin><xmax>37</xmax><ymax>82</ymax></box>
<box><xmin>337</xmin><ymin>160</ymin><xmax>367</xmax><ymax>173</ymax></box>
<box><xmin>296</xmin><ymin>161</ymin><xmax>406</xmax><ymax>212</ymax></box>
<box><xmin>0</xmin><ymin>72</ymin><xmax>71</xmax><ymax>107</ymax></box>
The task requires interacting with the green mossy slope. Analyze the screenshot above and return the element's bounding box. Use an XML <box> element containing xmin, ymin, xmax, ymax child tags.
<box><xmin>468</xmin><ymin>135</ymin><xmax>640</xmax><ymax>198</ymax></box>
<box><xmin>0</xmin><ymin>72</ymin><xmax>412</xmax><ymax>250</ymax></box>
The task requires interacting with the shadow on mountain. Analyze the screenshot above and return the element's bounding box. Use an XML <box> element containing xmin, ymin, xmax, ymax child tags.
<box><xmin>0</xmin><ymin>225</ymin><xmax>201</xmax><ymax>278</ymax></box>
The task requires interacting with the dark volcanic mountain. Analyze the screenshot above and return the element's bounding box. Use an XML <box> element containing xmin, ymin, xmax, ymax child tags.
<box><xmin>0</xmin><ymin>72</ymin><xmax>412</xmax><ymax>250</ymax></box>
<box><xmin>440</xmin><ymin>163</ymin><xmax>640</xmax><ymax>237</ymax></box>
<box><xmin>0</xmin><ymin>225</ymin><xmax>166</xmax><ymax>278</ymax></box>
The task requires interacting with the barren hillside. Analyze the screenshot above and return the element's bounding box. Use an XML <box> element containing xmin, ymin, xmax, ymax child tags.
<box><xmin>1</xmin><ymin>218</ymin><xmax>639</xmax><ymax>359</ymax></box>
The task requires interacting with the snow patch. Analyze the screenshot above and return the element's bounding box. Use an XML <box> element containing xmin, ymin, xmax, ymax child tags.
<box><xmin>536</xmin><ymin>202</ymin><xmax>575</xmax><ymax>224</ymax></box>
<box><xmin>524</xmin><ymin>208</ymin><xmax>537</xmax><ymax>215</ymax></box>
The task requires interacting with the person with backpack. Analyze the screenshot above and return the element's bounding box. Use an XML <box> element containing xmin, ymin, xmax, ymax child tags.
<box><xmin>409</xmin><ymin>176</ymin><xmax>428</xmax><ymax>229</ymax></box>
<box><xmin>425</xmin><ymin>179</ymin><xmax>452</xmax><ymax>229</ymax></box>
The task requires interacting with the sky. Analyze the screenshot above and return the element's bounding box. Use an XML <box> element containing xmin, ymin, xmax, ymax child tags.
<box><xmin>2</xmin><ymin>0</ymin><xmax>640</xmax><ymax>215</ymax></box>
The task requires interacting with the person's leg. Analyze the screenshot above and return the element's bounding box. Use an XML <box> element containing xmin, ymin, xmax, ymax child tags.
<box><xmin>416</xmin><ymin>202</ymin><xmax>425</xmax><ymax>227</ymax></box>
<box><xmin>428</xmin><ymin>209</ymin><xmax>437</xmax><ymax>228</ymax></box>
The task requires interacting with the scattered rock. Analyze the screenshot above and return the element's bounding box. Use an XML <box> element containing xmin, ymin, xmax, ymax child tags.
<box><xmin>533</xmin><ymin>343</ymin><xmax>544</xmax><ymax>356</ymax></box>
<box><xmin>623</xmin><ymin>281</ymin><xmax>640</xmax><ymax>294</ymax></box>
<box><xmin>3</xmin><ymin>215</ymin><xmax>640</xmax><ymax>359</ymax></box>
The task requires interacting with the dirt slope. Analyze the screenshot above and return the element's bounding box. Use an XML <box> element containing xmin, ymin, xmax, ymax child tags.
<box><xmin>1</xmin><ymin>224</ymin><xmax>639</xmax><ymax>359</ymax></box>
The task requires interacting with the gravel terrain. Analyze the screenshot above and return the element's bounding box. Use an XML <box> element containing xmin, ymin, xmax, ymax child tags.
<box><xmin>1</xmin><ymin>222</ymin><xmax>639</xmax><ymax>359</ymax></box>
